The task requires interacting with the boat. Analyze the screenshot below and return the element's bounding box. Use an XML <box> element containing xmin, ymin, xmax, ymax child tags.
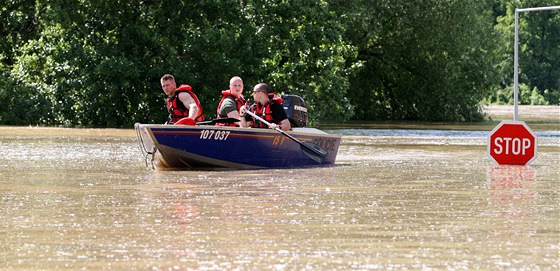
<box><xmin>135</xmin><ymin>123</ymin><xmax>341</xmax><ymax>170</ymax></box>
<box><xmin>134</xmin><ymin>94</ymin><xmax>341</xmax><ymax>170</ymax></box>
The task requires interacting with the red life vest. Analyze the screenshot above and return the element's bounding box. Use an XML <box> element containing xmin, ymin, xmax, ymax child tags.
<box><xmin>251</xmin><ymin>93</ymin><xmax>284</xmax><ymax>128</ymax></box>
<box><xmin>216</xmin><ymin>90</ymin><xmax>246</xmax><ymax>127</ymax></box>
<box><xmin>167</xmin><ymin>84</ymin><xmax>204</xmax><ymax>123</ymax></box>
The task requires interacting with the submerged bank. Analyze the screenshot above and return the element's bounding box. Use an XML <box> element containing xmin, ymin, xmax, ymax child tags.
<box><xmin>320</xmin><ymin>105</ymin><xmax>559</xmax><ymax>132</ymax></box>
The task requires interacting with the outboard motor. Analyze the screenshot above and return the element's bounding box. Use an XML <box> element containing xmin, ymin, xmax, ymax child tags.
<box><xmin>281</xmin><ymin>94</ymin><xmax>308</xmax><ymax>127</ymax></box>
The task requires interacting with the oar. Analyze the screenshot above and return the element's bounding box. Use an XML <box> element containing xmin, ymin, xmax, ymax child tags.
<box><xmin>245</xmin><ymin>110</ymin><xmax>327</xmax><ymax>163</ymax></box>
<box><xmin>196</xmin><ymin>118</ymin><xmax>240</xmax><ymax>125</ymax></box>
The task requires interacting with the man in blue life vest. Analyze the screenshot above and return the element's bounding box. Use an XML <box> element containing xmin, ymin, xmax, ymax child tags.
<box><xmin>239</xmin><ymin>83</ymin><xmax>291</xmax><ymax>131</ymax></box>
<box><xmin>161</xmin><ymin>74</ymin><xmax>204</xmax><ymax>124</ymax></box>
<box><xmin>215</xmin><ymin>76</ymin><xmax>246</xmax><ymax>126</ymax></box>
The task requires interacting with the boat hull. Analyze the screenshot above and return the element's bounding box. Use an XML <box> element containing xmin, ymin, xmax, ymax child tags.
<box><xmin>135</xmin><ymin>124</ymin><xmax>341</xmax><ymax>170</ymax></box>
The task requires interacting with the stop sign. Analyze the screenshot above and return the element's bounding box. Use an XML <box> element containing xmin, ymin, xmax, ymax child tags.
<box><xmin>488</xmin><ymin>120</ymin><xmax>537</xmax><ymax>165</ymax></box>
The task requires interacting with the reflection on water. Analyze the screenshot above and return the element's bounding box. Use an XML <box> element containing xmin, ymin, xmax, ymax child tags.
<box><xmin>487</xmin><ymin>166</ymin><xmax>537</xmax><ymax>219</ymax></box>
<box><xmin>1</xmin><ymin>123</ymin><xmax>559</xmax><ymax>270</ymax></box>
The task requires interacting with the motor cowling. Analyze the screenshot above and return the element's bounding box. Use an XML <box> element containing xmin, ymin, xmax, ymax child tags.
<box><xmin>281</xmin><ymin>94</ymin><xmax>308</xmax><ymax>127</ymax></box>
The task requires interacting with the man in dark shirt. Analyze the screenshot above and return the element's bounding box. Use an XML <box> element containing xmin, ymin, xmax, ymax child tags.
<box><xmin>239</xmin><ymin>83</ymin><xmax>291</xmax><ymax>131</ymax></box>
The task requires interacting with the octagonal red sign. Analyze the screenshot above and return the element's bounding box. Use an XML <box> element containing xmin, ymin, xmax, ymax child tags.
<box><xmin>488</xmin><ymin>121</ymin><xmax>538</xmax><ymax>165</ymax></box>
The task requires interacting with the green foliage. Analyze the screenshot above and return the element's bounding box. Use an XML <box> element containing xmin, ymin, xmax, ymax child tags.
<box><xmin>336</xmin><ymin>0</ymin><xmax>497</xmax><ymax>121</ymax></box>
<box><xmin>246</xmin><ymin>0</ymin><xmax>357</xmax><ymax>123</ymax></box>
<box><xmin>0</xmin><ymin>0</ymin><xmax>41</xmax><ymax>66</ymax></box>
<box><xmin>492</xmin><ymin>0</ymin><xmax>560</xmax><ymax>105</ymax></box>
<box><xmin>2</xmin><ymin>0</ymin><xmax>357</xmax><ymax>126</ymax></box>
<box><xmin>0</xmin><ymin>0</ymin><xmax>557</xmax><ymax>127</ymax></box>
<box><xmin>484</xmin><ymin>83</ymin><xmax>550</xmax><ymax>105</ymax></box>
<box><xmin>543</xmin><ymin>88</ymin><xmax>560</xmax><ymax>104</ymax></box>
<box><xmin>0</xmin><ymin>67</ymin><xmax>53</xmax><ymax>125</ymax></box>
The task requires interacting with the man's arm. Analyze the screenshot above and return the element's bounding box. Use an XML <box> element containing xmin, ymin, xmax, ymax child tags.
<box><xmin>277</xmin><ymin>118</ymin><xmax>291</xmax><ymax>131</ymax></box>
<box><xmin>238</xmin><ymin>105</ymin><xmax>252</xmax><ymax>128</ymax></box>
<box><xmin>271</xmin><ymin>103</ymin><xmax>291</xmax><ymax>131</ymax></box>
<box><xmin>220</xmin><ymin>99</ymin><xmax>241</xmax><ymax>120</ymax></box>
<box><xmin>178</xmin><ymin>92</ymin><xmax>198</xmax><ymax>119</ymax></box>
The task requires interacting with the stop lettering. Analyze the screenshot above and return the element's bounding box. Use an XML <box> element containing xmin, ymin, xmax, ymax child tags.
<box><xmin>487</xmin><ymin>121</ymin><xmax>537</xmax><ymax>165</ymax></box>
<box><xmin>493</xmin><ymin>137</ymin><xmax>532</xmax><ymax>155</ymax></box>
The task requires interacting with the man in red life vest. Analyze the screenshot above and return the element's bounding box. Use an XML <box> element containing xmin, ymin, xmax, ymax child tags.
<box><xmin>160</xmin><ymin>74</ymin><xmax>204</xmax><ymax>124</ymax></box>
<box><xmin>215</xmin><ymin>76</ymin><xmax>246</xmax><ymax>126</ymax></box>
<box><xmin>239</xmin><ymin>83</ymin><xmax>291</xmax><ymax>131</ymax></box>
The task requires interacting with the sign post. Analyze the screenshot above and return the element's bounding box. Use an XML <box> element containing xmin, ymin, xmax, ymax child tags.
<box><xmin>513</xmin><ymin>6</ymin><xmax>560</xmax><ymax>120</ymax></box>
<box><xmin>488</xmin><ymin>121</ymin><xmax>537</xmax><ymax>165</ymax></box>
<box><xmin>486</xmin><ymin>6</ymin><xmax>557</xmax><ymax>165</ymax></box>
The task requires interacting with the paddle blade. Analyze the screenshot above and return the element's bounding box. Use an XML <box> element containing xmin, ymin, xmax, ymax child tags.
<box><xmin>175</xmin><ymin>117</ymin><xmax>196</xmax><ymax>125</ymax></box>
<box><xmin>300</xmin><ymin>142</ymin><xmax>328</xmax><ymax>163</ymax></box>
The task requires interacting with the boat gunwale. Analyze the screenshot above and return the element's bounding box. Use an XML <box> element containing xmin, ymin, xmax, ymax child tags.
<box><xmin>137</xmin><ymin>124</ymin><xmax>342</xmax><ymax>139</ymax></box>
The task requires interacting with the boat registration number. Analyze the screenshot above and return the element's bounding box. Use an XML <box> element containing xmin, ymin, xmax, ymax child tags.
<box><xmin>200</xmin><ymin>130</ymin><xmax>231</xmax><ymax>140</ymax></box>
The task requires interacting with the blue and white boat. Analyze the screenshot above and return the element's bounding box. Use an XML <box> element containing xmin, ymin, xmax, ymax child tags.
<box><xmin>135</xmin><ymin>124</ymin><xmax>341</xmax><ymax>170</ymax></box>
<box><xmin>134</xmin><ymin>94</ymin><xmax>341</xmax><ymax>170</ymax></box>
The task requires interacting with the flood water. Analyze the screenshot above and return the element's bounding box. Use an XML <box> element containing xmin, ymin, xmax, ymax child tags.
<box><xmin>1</xmin><ymin>105</ymin><xmax>559</xmax><ymax>270</ymax></box>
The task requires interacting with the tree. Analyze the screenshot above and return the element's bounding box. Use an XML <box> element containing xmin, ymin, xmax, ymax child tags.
<box><xmin>5</xmin><ymin>0</ymin><xmax>357</xmax><ymax>126</ymax></box>
<box><xmin>334</xmin><ymin>0</ymin><xmax>498</xmax><ymax>121</ymax></box>
<box><xmin>521</xmin><ymin>3</ymin><xmax>560</xmax><ymax>103</ymax></box>
<box><xmin>244</xmin><ymin>0</ymin><xmax>357</xmax><ymax>122</ymax></box>
<box><xmin>492</xmin><ymin>0</ymin><xmax>560</xmax><ymax>105</ymax></box>
<box><xmin>0</xmin><ymin>1</ymin><xmax>52</xmax><ymax>125</ymax></box>
<box><xmin>4</xmin><ymin>0</ymin><xmax>545</xmax><ymax>127</ymax></box>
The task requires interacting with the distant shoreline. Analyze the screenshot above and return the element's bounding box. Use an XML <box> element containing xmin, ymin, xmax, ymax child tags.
<box><xmin>483</xmin><ymin>105</ymin><xmax>559</xmax><ymax>122</ymax></box>
<box><xmin>0</xmin><ymin>105</ymin><xmax>557</xmax><ymax>136</ymax></box>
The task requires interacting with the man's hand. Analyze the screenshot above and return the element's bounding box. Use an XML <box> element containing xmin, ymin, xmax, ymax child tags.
<box><xmin>239</xmin><ymin>105</ymin><xmax>248</xmax><ymax>117</ymax></box>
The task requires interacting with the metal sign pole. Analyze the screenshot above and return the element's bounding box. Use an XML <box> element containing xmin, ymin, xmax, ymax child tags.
<box><xmin>514</xmin><ymin>10</ymin><xmax>519</xmax><ymax>121</ymax></box>
<box><xmin>513</xmin><ymin>5</ymin><xmax>560</xmax><ymax>121</ymax></box>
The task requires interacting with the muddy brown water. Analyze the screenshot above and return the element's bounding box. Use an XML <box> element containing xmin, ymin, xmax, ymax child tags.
<box><xmin>1</xmin><ymin>105</ymin><xmax>558</xmax><ymax>270</ymax></box>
